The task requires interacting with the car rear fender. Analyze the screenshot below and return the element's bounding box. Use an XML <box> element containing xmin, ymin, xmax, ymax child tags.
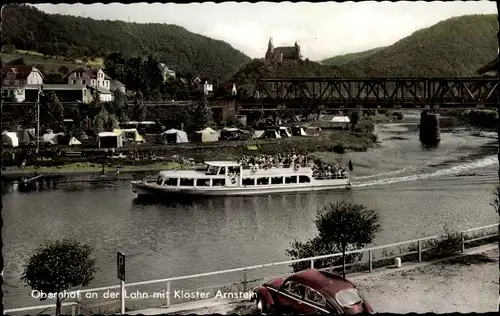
<box><xmin>253</xmin><ymin>286</ymin><xmax>275</xmax><ymax>309</ymax></box>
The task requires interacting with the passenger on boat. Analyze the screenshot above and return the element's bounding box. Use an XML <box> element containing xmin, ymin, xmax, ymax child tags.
<box><xmin>312</xmin><ymin>163</ymin><xmax>348</xmax><ymax>179</ymax></box>
<box><xmin>237</xmin><ymin>152</ymin><xmax>310</xmax><ymax>169</ymax></box>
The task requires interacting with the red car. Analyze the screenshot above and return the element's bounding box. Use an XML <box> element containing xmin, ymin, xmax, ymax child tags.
<box><xmin>252</xmin><ymin>269</ymin><xmax>373</xmax><ymax>315</ymax></box>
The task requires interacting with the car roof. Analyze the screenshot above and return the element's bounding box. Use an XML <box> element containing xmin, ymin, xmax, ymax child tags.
<box><xmin>287</xmin><ymin>269</ymin><xmax>355</xmax><ymax>298</ymax></box>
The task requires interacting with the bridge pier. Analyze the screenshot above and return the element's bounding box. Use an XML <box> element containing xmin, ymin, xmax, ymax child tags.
<box><xmin>419</xmin><ymin>110</ymin><xmax>441</xmax><ymax>146</ymax></box>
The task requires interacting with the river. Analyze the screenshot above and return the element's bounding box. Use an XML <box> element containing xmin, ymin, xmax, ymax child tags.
<box><xmin>3</xmin><ymin>111</ymin><xmax>499</xmax><ymax>310</ymax></box>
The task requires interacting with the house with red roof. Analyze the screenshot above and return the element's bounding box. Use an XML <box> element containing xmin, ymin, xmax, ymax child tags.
<box><xmin>66</xmin><ymin>67</ymin><xmax>114</xmax><ymax>102</ymax></box>
<box><xmin>1</xmin><ymin>65</ymin><xmax>44</xmax><ymax>102</ymax></box>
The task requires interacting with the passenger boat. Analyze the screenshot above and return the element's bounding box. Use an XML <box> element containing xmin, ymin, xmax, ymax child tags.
<box><xmin>131</xmin><ymin>161</ymin><xmax>351</xmax><ymax>197</ymax></box>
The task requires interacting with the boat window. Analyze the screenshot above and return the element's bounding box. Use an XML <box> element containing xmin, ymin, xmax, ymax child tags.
<box><xmin>257</xmin><ymin>177</ymin><xmax>269</xmax><ymax>185</ymax></box>
<box><xmin>227</xmin><ymin>166</ymin><xmax>240</xmax><ymax>175</ymax></box>
<box><xmin>206</xmin><ymin>165</ymin><xmax>218</xmax><ymax>175</ymax></box>
<box><xmin>242</xmin><ymin>178</ymin><xmax>255</xmax><ymax>186</ymax></box>
<box><xmin>285</xmin><ymin>176</ymin><xmax>297</xmax><ymax>184</ymax></box>
<box><xmin>163</xmin><ymin>178</ymin><xmax>178</xmax><ymax>186</ymax></box>
<box><xmin>271</xmin><ymin>177</ymin><xmax>283</xmax><ymax>185</ymax></box>
<box><xmin>156</xmin><ymin>176</ymin><xmax>163</xmax><ymax>185</ymax></box>
<box><xmin>179</xmin><ymin>178</ymin><xmax>194</xmax><ymax>186</ymax></box>
<box><xmin>196</xmin><ymin>179</ymin><xmax>210</xmax><ymax>187</ymax></box>
<box><xmin>218</xmin><ymin>167</ymin><xmax>226</xmax><ymax>175</ymax></box>
<box><xmin>299</xmin><ymin>175</ymin><xmax>310</xmax><ymax>183</ymax></box>
<box><xmin>213</xmin><ymin>179</ymin><xmax>225</xmax><ymax>186</ymax></box>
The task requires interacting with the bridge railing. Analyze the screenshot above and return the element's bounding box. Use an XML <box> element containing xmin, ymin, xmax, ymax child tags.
<box><xmin>5</xmin><ymin>223</ymin><xmax>497</xmax><ymax>315</ymax></box>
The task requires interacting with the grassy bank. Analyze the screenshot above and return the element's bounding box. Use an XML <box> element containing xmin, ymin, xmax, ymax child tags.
<box><xmin>3</xmin><ymin>117</ymin><xmax>388</xmax><ymax>174</ymax></box>
<box><xmin>2</xmin><ymin>162</ymin><xmax>185</xmax><ymax>177</ymax></box>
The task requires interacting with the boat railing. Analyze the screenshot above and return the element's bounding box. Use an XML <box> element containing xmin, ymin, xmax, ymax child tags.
<box><xmin>241</xmin><ymin>163</ymin><xmax>312</xmax><ymax>170</ymax></box>
<box><xmin>313</xmin><ymin>174</ymin><xmax>349</xmax><ymax>180</ymax></box>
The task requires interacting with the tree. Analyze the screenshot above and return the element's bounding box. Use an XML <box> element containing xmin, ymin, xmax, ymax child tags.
<box><xmin>40</xmin><ymin>92</ymin><xmax>64</xmax><ymax>131</ymax></box>
<box><xmin>350</xmin><ymin>111</ymin><xmax>360</xmax><ymax>126</ymax></box>
<box><xmin>106</xmin><ymin>90</ymin><xmax>129</xmax><ymax>122</ymax></box>
<box><xmin>182</xmin><ymin>96</ymin><xmax>213</xmax><ymax>132</ymax></box>
<box><xmin>286</xmin><ymin>202</ymin><xmax>381</xmax><ymax>278</ymax></box>
<box><xmin>58</xmin><ymin>66</ymin><xmax>69</xmax><ymax>76</ymax></box>
<box><xmin>491</xmin><ymin>184</ymin><xmax>500</xmax><ymax>214</ymax></box>
<box><xmin>130</xmin><ymin>91</ymin><xmax>147</xmax><ymax>122</ymax></box>
<box><xmin>21</xmin><ymin>239</ymin><xmax>98</xmax><ymax>315</ymax></box>
<box><xmin>1</xmin><ymin>44</ymin><xmax>16</xmax><ymax>54</ymax></box>
<box><xmin>104</xmin><ymin>52</ymin><xmax>127</xmax><ymax>82</ymax></box>
<box><xmin>94</xmin><ymin>109</ymin><xmax>119</xmax><ymax>134</ymax></box>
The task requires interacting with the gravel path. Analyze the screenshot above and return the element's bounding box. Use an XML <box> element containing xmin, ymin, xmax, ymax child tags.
<box><xmin>137</xmin><ymin>248</ymin><xmax>499</xmax><ymax>315</ymax></box>
<box><xmin>228</xmin><ymin>249</ymin><xmax>498</xmax><ymax>314</ymax></box>
<box><xmin>354</xmin><ymin>249</ymin><xmax>498</xmax><ymax>313</ymax></box>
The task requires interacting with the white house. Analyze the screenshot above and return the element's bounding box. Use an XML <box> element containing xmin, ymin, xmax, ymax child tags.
<box><xmin>159</xmin><ymin>63</ymin><xmax>176</xmax><ymax>81</ymax></box>
<box><xmin>67</xmin><ymin>67</ymin><xmax>113</xmax><ymax>102</ymax></box>
<box><xmin>1</xmin><ymin>65</ymin><xmax>44</xmax><ymax>102</ymax></box>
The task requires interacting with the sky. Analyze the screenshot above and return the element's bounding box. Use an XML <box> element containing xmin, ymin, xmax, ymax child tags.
<box><xmin>34</xmin><ymin>1</ymin><xmax>498</xmax><ymax>61</ymax></box>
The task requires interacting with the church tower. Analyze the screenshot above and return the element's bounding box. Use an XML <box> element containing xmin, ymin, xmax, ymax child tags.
<box><xmin>265</xmin><ymin>37</ymin><xmax>274</xmax><ymax>61</ymax></box>
<box><xmin>294</xmin><ymin>41</ymin><xmax>301</xmax><ymax>60</ymax></box>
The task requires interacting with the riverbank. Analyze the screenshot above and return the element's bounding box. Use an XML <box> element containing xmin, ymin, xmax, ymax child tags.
<box><xmin>2</xmin><ymin>117</ymin><xmax>394</xmax><ymax>179</ymax></box>
<box><xmin>126</xmin><ymin>245</ymin><xmax>499</xmax><ymax>315</ymax></box>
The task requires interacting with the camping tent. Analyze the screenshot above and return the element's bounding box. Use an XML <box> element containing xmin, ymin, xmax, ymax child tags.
<box><xmin>291</xmin><ymin>126</ymin><xmax>308</xmax><ymax>136</ymax></box>
<box><xmin>306</xmin><ymin>126</ymin><xmax>321</xmax><ymax>136</ymax></box>
<box><xmin>161</xmin><ymin>129</ymin><xmax>188</xmax><ymax>144</ymax></box>
<box><xmin>98</xmin><ymin>131</ymin><xmax>123</xmax><ymax>148</ymax></box>
<box><xmin>113</xmin><ymin>128</ymin><xmax>145</xmax><ymax>143</ymax></box>
<box><xmin>2</xmin><ymin>131</ymin><xmax>19</xmax><ymax>147</ymax></box>
<box><xmin>220</xmin><ymin>127</ymin><xmax>250</xmax><ymax>141</ymax></box>
<box><xmin>42</xmin><ymin>132</ymin><xmax>62</xmax><ymax>145</ymax></box>
<box><xmin>196</xmin><ymin>127</ymin><xmax>219</xmax><ymax>143</ymax></box>
<box><xmin>15</xmin><ymin>128</ymin><xmax>36</xmax><ymax>145</ymax></box>
<box><xmin>252</xmin><ymin>130</ymin><xmax>265</xmax><ymax>139</ymax></box>
<box><xmin>330</xmin><ymin>116</ymin><xmax>351</xmax><ymax>123</ymax></box>
<box><xmin>277</xmin><ymin>127</ymin><xmax>292</xmax><ymax>138</ymax></box>
<box><xmin>69</xmin><ymin>136</ymin><xmax>82</xmax><ymax>146</ymax></box>
<box><xmin>255</xmin><ymin>129</ymin><xmax>281</xmax><ymax>139</ymax></box>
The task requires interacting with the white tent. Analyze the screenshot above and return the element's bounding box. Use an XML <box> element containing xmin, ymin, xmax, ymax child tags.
<box><xmin>292</xmin><ymin>126</ymin><xmax>308</xmax><ymax>136</ymax></box>
<box><xmin>278</xmin><ymin>127</ymin><xmax>292</xmax><ymax>137</ymax></box>
<box><xmin>98</xmin><ymin>131</ymin><xmax>123</xmax><ymax>148</ymax></box>
<box><xmin>42</xmin><ymin>132</ymin><xmax>59</xmax><ymax>145</ymax></box>
<box><xmin>260</xmin><ymin>129</ymin><xmax>281</xmax><ymax>139</ymax></box>
<box><xmin>69</xmin><ymin>136</ymin><xmax>82</xmax><ymax>146</ymax></box>
<box><xmin>162</xmin><ymin>129</ymin><xmax>188</xmax><ymax>144</ymax></box>
<box><xmin>2</xmin><ymin>131</ymin><xmax>19</xmax><ymax>147</ymax></box>
<box><xmin>196</xmin><ymin>127</ymin><xmax>219</xmax><ymax>142</ymax></box>
<box><xmin>252</xmin><ymin>130</ymin><xmax>265</xmax><ymax>139</ymax></box>
<box><xmin>331</xmin><ymin>116</ymin><xmax>351</xmax><ymax>123</ymax></box>
<box><xmin>113</xmin><ymin>128</ymin><xmax>145</xmax><ymax>143</ymax></box>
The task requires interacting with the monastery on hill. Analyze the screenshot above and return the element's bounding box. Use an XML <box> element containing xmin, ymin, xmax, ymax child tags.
<box><xmin>265</xmin><ymin>37</ymin><xmax>302</xmax><ymax>62</ymax></box>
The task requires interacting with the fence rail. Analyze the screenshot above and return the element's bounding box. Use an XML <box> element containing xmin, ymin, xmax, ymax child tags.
<box><xmin>5</xmin><ymin>223</ymin><xmax>498</xmax><ymax>315</ymax></box>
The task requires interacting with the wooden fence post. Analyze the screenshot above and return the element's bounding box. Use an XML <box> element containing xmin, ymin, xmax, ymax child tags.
<box><xmin>368</xmin><ymin>250</ymin><xmax>373</xmax><ymax>273</ymax></box>
<box><xmin>461</xmin><ymin>232</ymin><xmax>465</xmax><ymax>253</ymax></box>
<box><xmin>417</xmin><ymin>240</ymin><xmax>422</xmax><ymax>262</ymax></box>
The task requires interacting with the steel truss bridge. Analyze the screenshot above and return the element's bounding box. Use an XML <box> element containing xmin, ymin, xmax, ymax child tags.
<box><xmin>238</xmin><ymin>77</ymin><xmax>500</xmax><ymax>111</ymax></box>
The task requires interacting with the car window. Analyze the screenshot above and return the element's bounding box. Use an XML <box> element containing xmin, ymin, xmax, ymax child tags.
<box><xmin>283</xmin><ymin>281</ymin><xmax>305</xmax><ymax>298</ymax></box>
<box><xmin>305</xmin><ymin>287</ymin><xmax>326</xmax><ymax>306</ymax></box>
<box><xmin>335</xmin><ymin>288</ymin><xmax>362</xmax><ymax>307</ymax></box>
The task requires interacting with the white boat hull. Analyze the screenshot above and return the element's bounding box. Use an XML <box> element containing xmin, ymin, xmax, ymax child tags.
<box><xmin>132</xmin><ymin>180</ymin><xmax>351</xmax><ymax>197</ymax></box>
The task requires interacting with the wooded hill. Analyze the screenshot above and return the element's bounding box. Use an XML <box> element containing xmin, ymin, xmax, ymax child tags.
<box><xmin>321</xmin><ymin>47</ymin><xmax>386</xmax><ymax>66</ymax></box>
<box><xmin>2</xmin><ymin>4</ymin><xmax>251</xmax><ymax>81</ymax></box>
<box><xmin>232</xmin><ymin>14</ymin><xmax>499</xmax><ymax>84</ymax></box>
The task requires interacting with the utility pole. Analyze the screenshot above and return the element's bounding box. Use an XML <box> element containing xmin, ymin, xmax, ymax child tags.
<box><xmin>36</xmin><ymin>84</ymin><xmax>42</xmax><ymax>154</ymax></box>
